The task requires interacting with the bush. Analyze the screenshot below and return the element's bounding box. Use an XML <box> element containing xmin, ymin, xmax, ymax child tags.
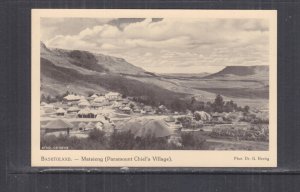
<box><xmin>134</xmin><ymin>135</ymin><xmax>170</xmax><ymax>150</ymax></box>
<box><xmin>210</xmin><ymin>125</ymin><xmax>269</xmax><ymax>142</ymax></box>
<box><xmin>181</xmin><ymin>132</ymin><xmax>206</xmax><ymax>149</ymax></box>
<box><xmin>177</xmin><ymin>116</ymin><xmax>192</xmax><ymax>128</ymax></box>
<box><xmin>88</xmin><ymin>129</ymin><xmax>106</xmax><ymax>144</ymax></box>
<box><xmin>109</xmin><ymin>131</ymin><xmax>136</xmax><ymax>149</ymax></box>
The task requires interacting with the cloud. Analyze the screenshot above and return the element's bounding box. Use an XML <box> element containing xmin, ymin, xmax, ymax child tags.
<box><xmin>44</xmin><ymin>18</ymin><xmax>269</xmax><ymax>73</ymax></box>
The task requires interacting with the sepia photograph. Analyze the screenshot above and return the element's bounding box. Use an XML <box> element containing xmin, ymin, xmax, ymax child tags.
<box><xmin>32</xmin><ymin>9</ymin><xmax>277</xmax><ymax>167</ymax></box>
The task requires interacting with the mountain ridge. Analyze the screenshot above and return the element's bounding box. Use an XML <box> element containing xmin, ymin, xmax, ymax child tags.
<box><xmin>203</xmin><ymin>65</ymin><xmax>269</xmax><ymax>80</ymax></box>
<box><xmin>41</xmin><ymin>42</ymin><xmax>147</xmax><ymax>76</ymax></box>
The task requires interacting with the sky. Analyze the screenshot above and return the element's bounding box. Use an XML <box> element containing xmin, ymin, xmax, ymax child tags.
<box><xmin>41</xmin><ymin>18</ymin><xmax>269</xmax><ymax>73</ymax></box>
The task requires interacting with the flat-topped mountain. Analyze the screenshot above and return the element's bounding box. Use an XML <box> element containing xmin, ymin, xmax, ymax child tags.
<box><xmin>203</xmin><ymin>65</ymin><xmax>269</xmax><ymax>80</ymax></box>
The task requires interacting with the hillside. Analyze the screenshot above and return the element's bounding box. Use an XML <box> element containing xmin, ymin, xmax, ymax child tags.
<box><xmin>203</xmin><ymin>65</ymin><xmax>269</xmax><ymax>81</ymax></box>
<box><xmin>41</xmin><ymin>42</ymin><xmax>147</xmax><ymax>76</ymax></box>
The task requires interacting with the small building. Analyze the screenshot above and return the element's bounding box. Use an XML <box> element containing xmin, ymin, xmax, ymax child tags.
<box><xmin>90</xmin><ymin>94</ymin><xmax>98</xmax><ymax>99</ymax></box>
<box><xmin>105</xmin><ymin>92</ymin><xmax>121</xmax><ymax>101</ymax></box>
<box><xmin>95</xmin><ymin>122</ymin><xmax>104</xmax><ymax>130</ymax></box>
<box><xmin>78</xmin><ymin>108</ymin><xmax>97</xmax><ymax>118</ymax></box>
<box><xmin>78</xmin><ymin>101</ymin><xmax>91</xmax><ymax>108</ymax></box>
<box><xmin>85</xmin><ymin>122</ymin><xmax>96</xmax><ymax>130</ymax></box>
<box><xmin>143</xmin><ymin>106</ymin><xmax>153</xmax><ymax>114</ymax></box>
<box><xmin>164</xmin><ymin>116</ymin><xmax>175</xmax><ymax>122</ymax></box>
<box><xmin>63</xmin><ymin>94</ymin><xmax>81</xmax><ymax>102</ymax></box>
<box><xmin>94</xmin><ymin>96</ymin><xmax>106</xmax><ymax>103</ymax></box>
<box><xmin>90</xmin><ymin>103</ymin><xmax>103</xmax><ymax>109</ymax></box>
<box><xmin>56</xmin><ymin>108</ymin><xmax>66</xmax><ymax>116</ymax></box>
<box><xmin>78</xmin><ymin>122</ymin><xmax>87</xmax><ymax>131</ymax></box>
<box><xmin>212</xmin><ymin>114</ymin><xmax>224</xmax><ymax>122</ymax></box>
<box><xmin>111</xmin><ymin>101</ymin><xmax>122</xmax><ymax>109</ymax></box>
<box><xmin>122</xmin><ymin>99</ymin><xmax>130</xmax><ymax>105</ymax></box>
<box><xmin>67</xmin><ymin>106</ymin><xmax>80</xmax><ymax>114</ymax></box>
<box><xmin>43</xmin><ymin>119</ymin><xmax>73</xmax><ymax>135</ymax></box>
<box><xmin>133</xmin><ymin>108</ymin><xmax>141</xmax><ymax>113</ymax></box>
<box><xmin>121</xmin><ymin>106</ymin><xmax>132</xmax><ymax>114</ymax></box>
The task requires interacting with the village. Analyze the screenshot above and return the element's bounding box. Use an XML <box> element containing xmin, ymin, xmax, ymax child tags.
<box><xmin>40</xmin><ymin>91</ymin><xmax>269</xmax><ymax>150</ymax></box>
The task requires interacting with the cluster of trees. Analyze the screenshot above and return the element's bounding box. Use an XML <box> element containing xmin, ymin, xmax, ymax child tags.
<box><xmin>188</xmin><ymin>95</ymin><xmax>249</xmax><ymax>113</ymax></box>
<box><xmin>132</xmin><ymin>94</ymin><xmax>250</xmax><ymax>114</ymax></box>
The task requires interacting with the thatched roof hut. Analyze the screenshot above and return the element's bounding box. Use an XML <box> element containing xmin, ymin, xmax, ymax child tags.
<box><xmin>43</xmin><ymin>119</ymin><xmax>73</xmax><ymax>135</ymax></box>
<box><xmin>118</xmin><ymin>119</ymin><xmax>173</xmax><ymax>138</ymax></box>
<box><xmin>64</xmin><ymin>94</ymin><xmax>81</xmax><ymax>101</ymax></box>
<box><xmin>95</xmin><ymin>122</ymin><xmax>104</xmax><ymax>130</ymax></box>
<box><xmin>56</xmin><ymin>108</ymin><xmax>66</xmax><ymax>116</ymax></box>
<box><xmin>78</xmin><ymin>101</ymin><xmax>90</xmax><ymax>107</ymax></box>
<box><xmin>164</xmin><ymin>116</ymin><xmax>175</xmax><ymax>122</ymax></box>
<box><xmin>67</xmin><ymin>106</ymin><xmax>80</xmax><ymax>113</ymax></box>
<box><xmin>94</xmin><ymin>96</ymin><xmax>106</xmax><ymax>103</ymax></box>
<box><xmin>86</xmin><ymin>122</ymin><xmax>95</xmax><ymax>129</ymax></box>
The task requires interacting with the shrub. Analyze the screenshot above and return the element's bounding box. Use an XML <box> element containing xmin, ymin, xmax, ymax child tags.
<box><xmin>134</xmin><ymin>135</ymin><xmax>170</xmax><ymax>150</ymax></box>
<box><xmin>109</xmin><ymin>131</ymin><xmax>136</xmax><ymax>149</ymax></box>
<box><xmin>88</xmin><ymin>129</ymin><xmax>106</xmax><ymax>144</ymax></box>
<box><xmin>177</xmin><ymin>116</ymin><xmax>192</xmax><ymax>128</ymax></box>
<box><xmin>180</xmin><ymin>132</ymin><xmax>206</xmax><ymax>149</ymax></box>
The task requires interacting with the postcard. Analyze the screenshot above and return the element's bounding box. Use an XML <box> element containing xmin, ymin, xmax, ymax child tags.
<box><xmin>32</xmin><ymin>9</ymin><xmax>277</xmax><ymax>167</ymax></box>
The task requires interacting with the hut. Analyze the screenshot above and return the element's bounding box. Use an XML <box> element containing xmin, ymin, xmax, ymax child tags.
<box><xmin>94</xmin><ymin>96</ymin><xmax>106</xmax><ymax>103</ymax></box>
<box><xmin>85</xmin><ymin>122</ymin><xmax>95</xmax><ymax>130</ymax></box>
<box><xmin>78</xmin><ymin>108</ymin><xmax>97</xmax><ymax>118</ymax></box>
<box><xmin>143</xmin><ymin>106</ymin><xmax>153</xmax><ymax>114</ymax></box>
<box><xmin>79</xmin><ymin>98</ymin><xmax>88</xmax><ymax>103</ymax></box>
<box><xmin>67</xmin><ymin>106</ymin><xmax>80</xmax><ymax>114</ymax></box>
<box><xmin>121</xmin><ymin>106</ymin><xmax>132</xmax><ymax>114</ymax></box>
<box><xmin>78</xmin><ymin>122</ymin><xmax>87</xmax><ymax>131</ymax></box>
<box><xmin>90</xmin><ymin>103</ymin><xmax>103</xmax><ymax>109</ymax></box>
<box><xmin>56</xmin><ymin>108</ymin><xmax>66</xmax><ymax>116</ymax></box>
<box><xmin>111</xmin><ymin>101</ymin><xmax>122</xmax><ymax>108</ymax></box>
<box><xmin>95</xmin><ymin>122</ymin><xmax>104</xmax><ymax>130</ymax></box>
<box><xmin>212</xmin><ymin>113</ymin><xmax>224</xmax><ymax>122</ymax></box>
<box><xmin>164</xmin><ymin>116</ymin><xmax>175</xmax><ymax>122</ymax></box>
<box><xmin>122</xmin><ymin>99</ymin><xmax>130</xmax><ymax>105</ymax></box>
<box><xmin>133</xmin><ymin>108</ymin><xmax>141</xmax><ymax>113</ymax></box>
<box><xmin>78</xmin><ymin>101</ymin><xmax>91</xmax><ymax>108</ymax></box>
<box><xmin>118</xmin><ymin>119</ymin><xmax>173</xmax><ymax>138</ymax></box>
<box><xmin>43</xmin><ymin>119</ymin><xmax>73</xmax><ymax>135</ymax></box>
<box><xmin>63</xmin><ymin>94</ymin><xmax>81</xmax><ymax>102</ymax></box>
<box><xmin>90</xmin><ymin>94</ymin><xmax>98</xmax><ymax>99</ymax></box>
<box><xmin>105</xmin><ymin>92</ymin><xmax>121</xmax><ymax>101</ymax></box>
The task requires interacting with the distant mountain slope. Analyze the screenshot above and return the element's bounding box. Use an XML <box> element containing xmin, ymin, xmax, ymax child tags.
<box><xmin>41</xmin><ymin>42</ymin><xmax>147</xmax><ymax>75</ymax></box>
<box><xmin>203</xmin><ymin>65</ymin><xmax>269</xmax><ymax>80</ymax></box>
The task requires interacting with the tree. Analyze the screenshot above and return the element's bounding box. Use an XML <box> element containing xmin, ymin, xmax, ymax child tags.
<box><xmin>129</xmin><ymin>103</ymin><xmax>135</xmax><ymax>109</ymax></box>
<box><xmin>243</xmin><ymin>105</ymin><xmax>250</xmax><ymax>113</ymax></box>
<box><xmin>213</xmin><ymin>94</ymin><xmax>225</xmax><ymax>112</ymax></box>
<box><xmin>224</xmin><ymin>100</ymin><xmax>237</xmax><ymax>112</ymax></box>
